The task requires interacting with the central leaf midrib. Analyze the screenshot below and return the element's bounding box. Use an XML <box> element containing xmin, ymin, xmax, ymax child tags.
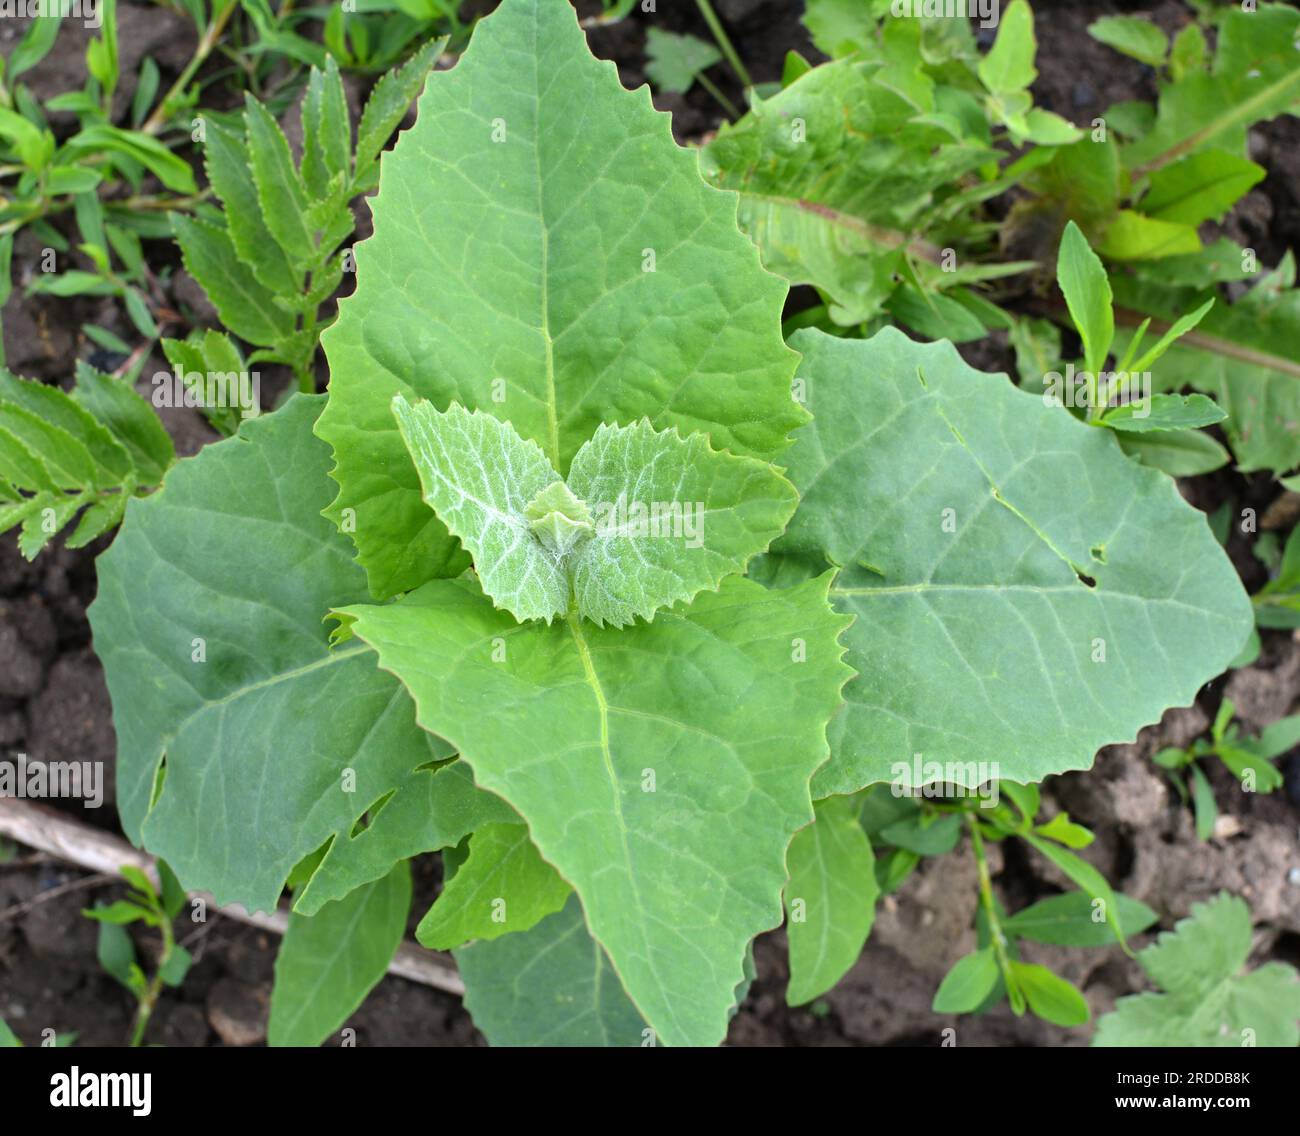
<box><xmin>530</xmin><ymin>16</ymin><xmax>561</xmax><ymax>470</ymax></box>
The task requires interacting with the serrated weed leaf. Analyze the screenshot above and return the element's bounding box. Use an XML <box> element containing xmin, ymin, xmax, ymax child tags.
<box><xmin>88</xmin><ymin>397</ymin><xmax>449</xmax><ymax>912</ymax></box>
<box><xmin>778</xmin><ymin>327</ymin><xmax>1252</xmax><ymax>795</ymax></box>
<box><xmin>316</xmin><ymin>0</ymin><xmax>801</xmax><ymax>599</ymax></box>
<box><xmin>336</xmin><ymin>573</ymin><xmax>853</xmax><ymax>1048</ymax></box>
<box><xmin>396</xmin><ymin>398</ymin><xmax>797</xmax><ymax>626</ymax></box>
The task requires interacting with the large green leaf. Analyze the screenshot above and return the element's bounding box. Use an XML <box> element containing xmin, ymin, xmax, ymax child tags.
<box><xmin>268</xmin><ymin>861</ymin><xmax>411</xmax><ymax>1047</ymax></box>
<box><xmin>456</xmin><ymin>895</ymin><xmax>648</xmax><ymax>1046</ymax></box>
<box><xmin>316</xmin><ymin>0</ymin><xmax>801</xmax><ymax>600</ymax></box>
<box><xmin>336</xmin><ymin>574</ymin><xmax>852</xmax><ymax>1048</ymax></box>
<box><xmin>784</xmin><ymin>795</ymin><xmax>878</xmax><ymax>1006</ymax></box>
<box><xmin>777</xmin><ymin>328</ymin><xmax>1252</xmax><ymax>795</ymax></box>
<box><xmin>1094</xmin><ymin>894</ymin><xmax>1300</xmax><ymax>1047</ymax></box>
<box><xmin>88</xmin><ymin>397</ymin><xmax>449</xmax><ymax>912</ymax></box>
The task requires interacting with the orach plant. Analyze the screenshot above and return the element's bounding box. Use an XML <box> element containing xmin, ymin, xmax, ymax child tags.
<box><xmin>81</xmin><ymin>0</ymin><xmax>1254</xmax><ymax>1046</ymax></box>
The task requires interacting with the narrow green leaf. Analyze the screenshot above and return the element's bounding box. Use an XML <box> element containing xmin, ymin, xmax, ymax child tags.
<box><xmin>1057</xmin><ymin>220</ymin><xmax>1113</xmax><ymax>376</ymax></box>
<box><xmin>1004</xmin><ymin>890</ymin><xmax>1158</xmax><ymax>947</ymax></box>
<box><xmin>785</xmin><ymin>796</ymin><xmax>879</xmax><ymax>1005</ymax></box>
<box><xmin>244</xmin><ymin>96</ymin><xmax>315</xmax><ymax>263</ymax></box>
<box><xmin>977</xmin><ymin>0</ymin><xmax>1036</xmax><ymax>94</ymax></box>
<box><xmin>269</xmin><ymin>861</ymin><xmax>411</xmax><ymax>1047</ymax></box>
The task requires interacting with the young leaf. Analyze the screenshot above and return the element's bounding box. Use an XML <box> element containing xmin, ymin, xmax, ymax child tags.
<box><xmin>1116</xmin><ymin>428</ymin><xmax>1230</xmax><ymax>478</ymax></box>
<box><xmin>393</xmin><ymin>398</ymin><xmax>570</xmax><ymax>623</ymax></box>
<box><xmin>1025</xmin><ymin>835</ymin><xmax>1127</xmax><ymax>950</ymax></box>
<box><xmin>1094</xmin><ymin>894</ymin><xmax>1300</xmax><ymax>1047</ymax></box>
<box><xmin>268</xmin><ymin>861</ymin><xmax>411</xmax><ymax>1047</ymax></box>
<box><xmin>644</xmin><ymin>28</ymin><xmax>722</xmax><ymax>95</ymax></box>
<box><xmin>316</xmin><ymin>0</ymin><xmax>802</xmax><ymax>600</ymax></box>
<box><xmin>335</xmin><ymin>573</ymin><xmax>853</xmax><ymax>1049</ymax></box>
<box><xmin>777</xmin><ymin>328</ymin><xmax>1252</xmax><ymax>796</ymax></box>
<box><xmin>1098</xmin><ymin>392</ymin><xmax>1226</xmax><ymax>434</ymax></box>
<box><xmin>1010</xmin><ymin>961</ymin><xmax>1090</xmax><ymax>1027</ymax></box>
<box><xmin>300</xmin><ymin>56</ymin><xmax>351</xmax><ymax>198</ymax></box>
<box><xmin>88</xmin><ymin>397</ymin><xmax>450</xmax><ymax>912</ymax></box>
<box><xmin>1097</xmin><ymin>210</ymin><xmax>1201</xmax><ymax>261</ymax></box>
<box><xmin>1141</xmin><ymin>151</ymin><xmax>1266</xmax><ymax>226</ymax></box>
<box><xmin>977</xmin><ymin>0</ymin><xmax>1036</xmax><ymax>94</ymax></box>
<box><xmin>456</xmin><ymin>895</ymin><xmax>648</xmax><ymax>1047</ymax></box>
<box><xmin>171</xmin><ymin>215</ymin><xmax>296</xmax><ymax>347</ymax></box>
<box><xmin>243</xmin><ymin>96</ymin><xmax>315</xmax><ymax>263</ymax></box>
<box><xmin>1057</xmin><ymin>220</ymin><xmax>1113</xmax><ymax>376</ymax></box>
<box><xmin>933</xmin><ymin>947</ymin><xmax>1000</xmax><ymax>1014</ymax></box>
<box><xmin>353</xmin><ymin>36</ymin><xmax>446</xmax><ymax>186</ymax></box>
<box><xmin>564</xmin><ymin>419</ymin><xmax>797</xmax><ymax>627</ymax></box>
<box><xmin>417</xmin><ymin>823</ymin><xmax>571</xmax><ymax>950</ymax></box>
<box><xmin>1088</xmin><ymin>16</ymin><xmax>1168</xmax><ymax>68</ymax></box>
<box><xmin>202</xmin><ymin>118</ymin><xmax>298</xmax><ymax>296</ymax></box>
<box><xmin>1003</xmin><ymin>890</ymin><xmax>1158</xmax><ymax>947</ymax></box>
<box><xmin>784</xmin><ymin>796</ymin><xmax>879</xmax><ymax>1006</ymax></box>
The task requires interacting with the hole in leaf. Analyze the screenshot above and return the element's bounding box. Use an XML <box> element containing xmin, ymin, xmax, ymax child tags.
<box><xmin>1075</xmin><ymin>570</ymin><xmax>1097</xmax><ymax>588</ymax></box>
<box><xmin>1090</xmin><ymin>543</ymin><xmax>1107</xmax><ymax>563</ymax></box>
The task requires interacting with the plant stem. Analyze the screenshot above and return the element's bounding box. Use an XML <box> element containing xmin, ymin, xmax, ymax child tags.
<box><xmin>1132</xmin><ymin>68</ymin><xmax>1300</xmax><ymax>177</ymax></box>
<box><xmin>967</xmin><ymin>814</ymin><xmax>1014</xmax><ymax>984</ymax></box>
<box><xmin>128</xmin><ymin>914</ymin><xmax>175</xmax><ymax>1047</ymax></box>
<box><xmin>142</xmin><ymin>0</ymin><xmax>239</xmax><ymax>136</ymax></box>
<box><xmin>693</xmin><ymin>0</ymin><xmax>752</xmax><ymax>93</ymax></box>
<box><xmin>696</xmin><ymin>71</ymin><xmax>740</xmax><ymax>121</ymax></box>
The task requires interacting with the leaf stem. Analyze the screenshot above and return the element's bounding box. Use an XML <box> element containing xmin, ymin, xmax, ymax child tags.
<box><xmin>696</xmin><ymin>71</ymin><xmax>740</xmax><ymax>121</ymax></box>
<box><xmin>693</xmin><ymin>0</ymin><xmax>752</xmax><ymax>93</ymax></box>
<box><xmin>142</xmin><ymin>0</ymin><xmax>239</xmax><ymax>136</ymax></box>
<box><xmin>967</xmin><ymin>815</ymin><xmax>1014</xmax><ymax>988</ymax></box>
<box><xmin>1132</xmin><ymin>68</ymin><xmax>1300</xmax><ymax>177</ymax></box>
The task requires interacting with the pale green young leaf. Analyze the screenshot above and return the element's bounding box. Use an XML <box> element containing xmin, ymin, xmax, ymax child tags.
<box><xmin>300</xmin><ymin>57</ymin><xmax>351</xmax><ymax>198</ymax></box>
<box><xmin>1057</xmin><ymin>220</ymin><xmax>1113</xmax><ymax>376</ymax></box>
<box><xmin>88</xmin><ymin>397</ymin><xmax>450</xmax><ymax>912</ymax></box>
<box><xmin>776</xmin><ymin>329</ymin><xmax>1251</xmax><ymax>796</ymax></box>
<box><xmin>1097</xmin><ymin>210</ymin><xmax>1201</xmax><ymax>261</ymax></box>
<box><xmin>784</xmin><ymin>795</ymin><xmax>879</xmax><ymax>1006</ymax></box>
<box><xmin>1088</xmin><ymin>16</ymin><xmax>1168</xmax><ymax>68</ymax></box>
<box><xmin>565</xmin><ymin>420</ymin><xmax>798</xmax><ymax>627</ymax></box>
<box><xmin>336</xmin><ymin>573</ymin><xmax>853</xmax><ymax>1048</ymax></box>
<box><xmin>394</xmin><ymin>398</ymin><xmax>569</xmax><ymax>623</ymax></box>
<box><xmin>268</xmin><ymin>861</ymin><xmax>411</xmax><ymax>1047</ymax></box>
<box><xmin>1095</xmin><ymin>894</ymin><xmax>1300</xmax><ymax>1047</ymax></box>
<box><xmin>317</xmin><ymin>0</ymin><xmax>801</xmax><ymax>600</ymax></box>
<box><xmin>456</xmin><ymin>895</ymin><xmax>648</xmax><ymax>1046</ymax></box>
<box><xmin>1010</xmin><ymin>961</ymin><xmax>1090</xmax><ymax>1026</ymax></box>
<box><xmin>417</xmin><ymin>823</ymin><xmax>571</xmax><ymax>950</ymax></box>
